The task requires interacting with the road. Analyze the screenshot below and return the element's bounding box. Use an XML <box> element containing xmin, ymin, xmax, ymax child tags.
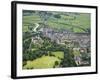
<box><xmin>33</xmin><ymin>23</ymin><xmax>39</xmax><ymax>32</ymax></box>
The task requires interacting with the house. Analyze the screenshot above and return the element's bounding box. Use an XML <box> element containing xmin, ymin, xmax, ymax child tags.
<box><xmin>32</xmin><ymin>36</ymin><xmax>43</xmax><ymax>44</ymax></box>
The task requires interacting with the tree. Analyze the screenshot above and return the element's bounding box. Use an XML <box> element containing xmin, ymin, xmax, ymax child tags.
<box><xmin>53</xmin><ymin>61</ymin><xmax>59</xmax><ymax>68</ymax></box>
<box><xmin>86</xmin><ymin>28</ymin><xmax>91</xmax><ymax>33</ymax></box>
<box><xmin>54</xmin><ymin>14</ymin><xmax>61</xmax><ymax>19</ymax></box>
<box><xmin>55</xmin><ymin>61</ymin><xmax>59</xmax><ymax>66</ymax></box>
<box><xmin>61</xmin><ymin>49</ymin><xmax>77</xmax><ymax>67</ymax></box>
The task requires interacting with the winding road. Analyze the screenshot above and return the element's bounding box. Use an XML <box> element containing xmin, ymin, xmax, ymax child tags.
<box><xmin>24</xmin><ymin>23</ymin><xmax>39</xmax><ymax>43</ymax></box>
<box><xmin>33</xmin><ymin>23</ymin><xmax>39</xmax><ymax>32</ymax></box>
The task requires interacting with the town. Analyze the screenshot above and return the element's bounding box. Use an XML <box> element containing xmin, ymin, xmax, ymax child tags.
<box><xmin>32</xmin><ymin>26</ymin><xmax>91</xmax><ymax>66</ymax></box>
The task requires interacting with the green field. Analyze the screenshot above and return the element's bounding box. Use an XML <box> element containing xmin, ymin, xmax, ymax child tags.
<box><xmin>23</xmin><ymin>11</ymin><xmax>90</xmax><ymax>33</ymax></box>
<box><xmin>51</xmin><ymin>51</ymin><xmax>64</xmax><ymax>59</ymax></box>
<box><xmin>23</xmin><ymin>55</ymin><xmax>61</xmax><ymax>69</ymax></box>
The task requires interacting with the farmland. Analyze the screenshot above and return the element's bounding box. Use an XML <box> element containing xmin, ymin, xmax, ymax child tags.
<box><xmin>23</xmin><ymin>11</ymin><xmax>90</xmax><ymax>33</ymax></box>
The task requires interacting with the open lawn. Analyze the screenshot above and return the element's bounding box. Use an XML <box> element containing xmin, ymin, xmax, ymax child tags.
<box><xmin>51</xmin><ymin>51</ymin><xmax>64</xmax><ymax>59</ymax></box>
<box><xmin>23</xmin><ymin>55</ymin><xmax>61</xmax><ymax>69</ymax></box>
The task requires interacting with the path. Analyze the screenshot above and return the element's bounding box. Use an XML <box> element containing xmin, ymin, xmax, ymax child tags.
<box><xmin>33</xmin><ymin>23</ymin><xmax>39</xmax><ymax>32</ymax></box>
